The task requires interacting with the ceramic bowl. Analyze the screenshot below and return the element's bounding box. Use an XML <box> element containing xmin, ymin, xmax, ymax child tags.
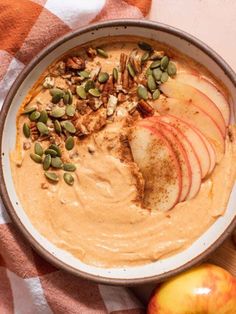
<box><xmin>0</xmin><ymin>20</ymin><xmax>236</xmax><ymax>285</ymax></box>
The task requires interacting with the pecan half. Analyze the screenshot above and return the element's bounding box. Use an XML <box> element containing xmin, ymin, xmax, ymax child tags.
<box><xmin>137</xmin><ymin>99</ymin><xmax>154</xmax><ymax>117</ymax></box>
<box><xmin>120</xmin><ymin>53</ymin><xmax>128</xmax><ymax>73</ymax></box>
<box><xmin>122</xmin><ymin>68</ymin><xmax>130</xmax><ymax>90</ymax></box>
<box><xmin>66</xmin><ymin>56</ymin><xmax>85</xmax><ymax>70</ymax></box>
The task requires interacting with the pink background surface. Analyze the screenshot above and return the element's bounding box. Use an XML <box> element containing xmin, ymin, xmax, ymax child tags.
<box><xmin>149</xmin><ymin>0</ymin><xmax>236</xmax><ymax>72</ymax></box>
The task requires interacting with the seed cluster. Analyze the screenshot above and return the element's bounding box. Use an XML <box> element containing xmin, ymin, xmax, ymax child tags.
<box><xmin>22</xmin><ymin>41</ymin><xmax>177</xmax><ymax>186</ymax></box>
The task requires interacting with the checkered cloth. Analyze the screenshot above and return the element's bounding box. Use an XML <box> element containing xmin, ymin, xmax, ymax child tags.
<box><xmin>0</xmin><ymin>1</ymin><xmax>151</xmax><ymax>313</ymax></box>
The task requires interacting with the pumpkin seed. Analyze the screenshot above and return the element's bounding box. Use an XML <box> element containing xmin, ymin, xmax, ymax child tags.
<box><xmin>141</xmin><ymin>51</ymin><xmax>150</xmax><ymax>63</ymax></box>
<box><xmin>137</xmin><ymin>85</ymin><xmax>148</xmax><ymax>100</ymax></box>
<box><xmin>65</xmin><ymin>136</ymin><xmax>74</xmax><ymax>150</ymax></box>
<box><xmin>152</xmin><ymin>89</ymin><xmax>160</xmax><ymax>100</ymax></box>
<box><xmin>63</xmin><ymin>90</ymin><xmax>73</xmax><ymax>105</ymax></box>
<box><xmin>96</xmin><ymin>48</ymin><xmax>108</xmax><ymax>58</ymax></box>
<box><xmin>43</xmin><ymin>154</ymin><xmax>51</xmax><ymax>170</ymax></box>
<box><xmin>22</xmin><ymin>106</ymin><xmax>36</xmax><ymax>115</ymax></box>
<box><xmin>127</xmin><ymin>63</ymin><xmax>135</xmax><ymax>78</ymax></box>
<box><xmin>61</xmin><ymin>121</ymin><xmax>76</xmax><ymax>133</ymax></box>
<box><xmin>66</xmin><ymin>104</ymin><xmax>75</xmax><ymax>117</ymax></box>
<box><xmin>146</xmin><ymin>67</ymin><xmax>152</xmax><ymax>77</ymax></box>
<box><xmin>51</xmin><ymin>157</ymin><xmax>63</xmax><ymax>168</ymax></box>
<box><xmin>23</xmin><ymin>123</ymin><xmax>30</xmax><ymax>138</ymax></box>
<box><xmin>150</xmin><ymin>60</ymin><xmax>161</xmax><ymax>69</ymax></box>
<box><xmin>76</xmin><ymin>85</ymin><xmax>87</xmax><ymax>99</ymax></box>
<box><xmin>138</xmin><ymin>41</ymin><xmax>153</xmax><ymax>51</ymax></box>
<box><xmin>84</xmin><ymin>80</ymin><xmax>95</xmax><ymax>92</ymax></box>
<box><xmin>44</xmin><ymin>148</ymin><xmax>58</xmax><ymax>157</ymax></box>
<box><xmin>167</xmin><ymin>62</ymin><xmax>177</xmax><ymax>77</ymax></box>
<box><xmin>152</xmin><ymin>68</ymin><xmax>163</xmax><ymax>81</ymax></box>
<box><xmin>29</xmin><ymin>110</ymin><xmax>40</xmax><ymax>121</ymax></box>
<box><xmin>67</xmin><ymin>89</ymin><xmax>73</xmax><ymax>105</ymax></box>
<box><xmin>161</xmin><ymin>71</ymin><xmax>169</xmax><ymax>83</ymax></box>
<box><xmin>98</xmin><ymin>72</ymin><xmax>109</xmax><ymax>83</ymax></box>
<box><xmin>88</xmin><ymin>88</ymin><xmax>101</xmax><ymax>97</ymax></box>
<box><xmin>50</xmin><ymin>106</ymin><xmax>65</xmax><ymax>118</ymax></box>
<box><xmin>38</xmin><ymin>110</ymin><xmax>48</xmax><ymax>124</ymax></box>
<box><xmin>79</xmin><ymin>70</ymin><xmax>90</xmax><ymax>79</ymax></box>
<box><xmin>50</xmin><ymin>88</ymin><xmax>64</xmax><ymax>104</ymax></box>
<box><xmin>37</xmin><ymin>122</ymin><xmax>49</xmax><ymax>135</ymax></box>
<box><xmin>30</xmin><ymin>153</ymin><xmax>42</xmax><ymax>163</ymax></box>
<box><xmin>147</xmin><ymin>75</ymin><xmax>157</xmax><ymax>92</ymax></box>
<box><xmin>63</xmin><ymin>93</ymin><xmax>70</xmax><ymax>105</ymax></box>
<box><xmin>54</xmin><ymin>119</ymin><xmax>62</xmax><ymax>134</ymax></box>
<box><xmin>45</xmin><ymin>171</ymin><xmax>59</xmax><ymax>182</ymax></box>
<box><xmin>160</xmin><ymin>56</ymin><xmax>169</xmax><ymax>70</ymax></box>
<box><xmin>112</xmin><ymin>68</ymin><xmax>118</xmax><ymax>82</ymax></box>
<box><xmin>63</xmin><ymin>163</ymin><xmax>76</xmax><ymax>172</ymax></box>
<box><xmin>63</xmin><ymin>173</ymin><xmax>74</xmax><ymax>186</ymax></box>
<box><xmin>49</xmin><ymin>144</ymin><xmax>62</xmax><ymax>157</ymax></box>
<box><xmin>34</xmin><ymin>142</ymin><xmax>44</xmax><ymax>156</ymax></box>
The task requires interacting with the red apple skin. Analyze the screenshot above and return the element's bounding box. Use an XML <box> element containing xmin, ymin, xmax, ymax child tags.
<box><xmin>147</xmin><ymin>264</ymin><xmax>236</xmax><ymax>314</ymax></box>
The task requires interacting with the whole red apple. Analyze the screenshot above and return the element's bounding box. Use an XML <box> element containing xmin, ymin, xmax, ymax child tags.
<box><xmin>147</xmin><ymin>263</ymin><xmax>236</xmax><ymax>314</ymax></box>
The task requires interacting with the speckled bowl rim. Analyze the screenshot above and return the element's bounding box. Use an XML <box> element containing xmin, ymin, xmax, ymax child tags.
<box><xmin>0</xmin><ymin>19</ymin><xmax>236</xmax><ymax>286</ymax></box>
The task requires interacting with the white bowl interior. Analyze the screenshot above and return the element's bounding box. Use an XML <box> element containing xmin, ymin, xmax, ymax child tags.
<box><xmin>1</xmin><ymin>23</ymin><xmax>236</xmax><ymax>281</ymax></box>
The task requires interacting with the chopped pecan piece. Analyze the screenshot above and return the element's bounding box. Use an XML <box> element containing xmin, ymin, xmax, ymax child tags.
<box><xmin>50</xmin><ymin>61</ymin><xmax>66</xmax><ymax>76</ymax></box>
<box><xmin>90</xmin><ymin>65</ymin><xmax>101</xmax><ymax>81</ymax></box>
<box><xmin>102</xmin><ymin>75</ymin><xmax>114</xmax><ymax>96</ymax></box>
<box><xmin>23</xmin><ymin>142</ymin><xmax>31</xmax><ymax>150</ymax></box>
<box><xmin>29</xmin><ymin>122</ymin><xmax>39</xmax><ymax>141</ymax></box>
<box><xmin>88</xmin><ymin>98</ymin><xmax>103</xmax><ymax>111</ymax></box>
<box><xmin>118</xmin><ymin>92</ymin><xmax>128</xmax><ymax>103</ymax></box>
<box><xmin>129</xmin><ymin>49</ymin><xmax>142</xmax><ymax>74</ymax></box>
<box><xmin>122</xmin><ymin>68</ymin><xmax>129</xmax><ymax>90</ymax></box>
<box><xmin>86</xmin><ymin>47</ymin><xmax>97</xmax><ymax>59</ymax></box>
<box><xmin>137</xmin><ymin>99</ymin><xmax>154</xmax><ymax>117</ymax></box>
<box><xmin>120</xmin><ymin>53</ymin><xmax>128</xmax><ymax>73</ymax></box>
<box><xmin>76</xmin><ymin>100</ymin><xmax>89</xmax><ymax>115</ymax></box>
<box><xmin>66</xmin><ymin>56</ymin><xmax>85</xmax><ymax>71</ymax></box>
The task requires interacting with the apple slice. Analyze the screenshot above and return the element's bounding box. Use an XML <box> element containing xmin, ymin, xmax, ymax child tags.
<box><xmin>160</xmin><ymin>80</ymin><xmax>226</xmax><ymax>137</ymax></box>
<box><xmin>156</xmin><ymin>115</ymin><xmax>211</xmax><ymax>178</ymax></box>
<box><xmin>176</xmin><ymin>73</ymin><xmax>230</xmax><ymax>124</ymax></box>
<box><xmin>138</xmin><ymin>119</ymin><xmax>192</xmax><ymax>202</ymax></box>
<box><xmin>154</xmin><ymin>97</ymin><xmax>225</xmax><ymax>162</ymax></box>
<box><xmin>129</xmin><ymin>125</ymin><xmax>182</xmax><ymax>211</ymax></box>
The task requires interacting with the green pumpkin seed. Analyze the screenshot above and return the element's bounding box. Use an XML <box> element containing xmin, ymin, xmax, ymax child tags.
<box><xmin>54</xmin><ymin>120</ymin><xmax>62</xmax><ymax>134</ymax></box>
<box><xmin>50</xmin><ymin>88</ymin><xmax>64</xmax><ymax>104</ymax></box>
<box><xmin>88</xmin><ymin>88</ymin><xmax>101</xmax><ymax>97</ymax></box>
<box><xmin>96</xmin><ymin>48</ymin><xmax>108</xmax><ymax>58</ymax></box>
<box><xmin>30</xmin><ymin>153</ymin><xmax>42</xmax><ymax>163</ymax></box>
<box><xmin>152</xmin><ymin>89</ymin><xmax>160</xmax><ymax>100</ymax></box>
<box><xmin>76</xmin><ymin>85</ymin><xmax>87</xmax><ymax>99</ymax></box>
<box><xmin>67</xmin><ymin>89</ymin><xmax>73</xmax><ymax>105</ymax></box>
<box><xmin>23</xmin><ymin>123</ymin><xmax>30</xmax><ymax>138</ymax></box>
<box><xmin>84</xmin><ymin>80</ymin><xmax>95</xmax><ymax>92</ymax></box>
<box><xmin>34</xmin><ymin>142</ymin><xmax>44</xmax><ymax>156</ymax></box>
<box><xmin>63</xmin><ymin>93</ymin><xmax>70</xmax><ymax>105</ymax></box>
<box><xmin>150</xmin><ymin>60</ymin><xmax>161</xmax><ymax>69</ymax></box>
<box><xmin>49</xmin><ymin>144</ymin><xmax>62</xmax><ymax>157</ymax></box>
<box><xmin>146</xmin><ymin>67</ymin><xmax>152</xmax><ymax>77</ymax></box>
<box><xmin>63</xmin><ymin>172</ymin><xmax>74</xmax><ymax>186</ymax></box>
<box><xmin>29</xmin><ymin>110</ymin><xmax>40</xmax><ymax>121</ymax></box>
<box><xmin>38</xmin><ymin>110</ymin><xmax>48</xmax><ymax>124</ymax></box>
<box><xmin>147</xmin><ymin>75</ymin><xmax>157</xmax><ymax>92</ymax></box>
<box><xmin>45</xmin><ymin>171</ymin><xmax>59</xmax><ymax>182</ymax></box>
<box><xmin>141</xmin><ymin>51</ymin><xmax>150</xmax><ymax>63</ymax></box>
<box><xmin>43</xmin><ymin>154</ymin><xmax>51</xmax><ymax>170</ymax></box>
<box><xmin>63</xmin><ymin>163</ymin><xmax>76</xmax><ymax>172</ymax></box>
<box><xmin>112</xmin><ymin>68</ymin><xmax>118</xmax><ymax>82</ymax></box>
<box><xmin>51</xmin><ymin>157</ymin><xmax>63</xmax><ymax>168</ymax></box>
<box><xmin>127</xmin><ymin>63</ymin><xmax>135</xmax><ymax>78</ymax></box>
<box><xmin>37</xmin><ymin>122</ymin><xmax>49</xmax><ymax>135</ymax></box>
<box><xmin>160</xmin><ymin>56</ymin><xmax>169</xmax><ymax>70</ymax></box>
<box><xmin>138</xmin><ymin>41</ymin><xmax>153</xmax><ymax>51</ymax></box>
<box><xmin>152</xmin><ymin>68</ymin><xmax>163</xmax><ymax>81</ymax></box>
<box><xmin>22</xmin><ymin>106</ymin><xmax>36</xmax><ymax>115</ymax></box>
<box><xmin>98</xmin><ymin>72</ymin><xmax>109</xmax><ymax>83</ymax></box>
<box><xmin>50</xmin><ymin>106</ymin><xmax>65</xmax><ymax>118</ymax></box>
<box><xmin>44</xmin><ymin>148</ymin><xmax>58</xmax><ymax>157</ymax></box>
<box><xmin>79</xmin><ymin>70</ymin><xmax>90</xmax><ymax>79</ymax></box>
<box><xmin>63</xmin><ymin>90</ymin><xmax>73</xmax><ymax>105</ymax></box>
<box><xmin>66</xmin><ymin>104</ymin><xmax>75</xmax><ymax>117</ymax></box>
<box><xmin>61</xmin><ymin>121</ymin><xmax>76</xmax><ymax>133</ymax></box>
<box><xmin>161</xmin><ymin>71</ymin><xmax>169</xmax><ymax>83</ymax></box>
<box><xmin>65</xmin><ymin>136</ymin><xmax>74</xmax><ymax>150</ymax></box>
<box><xmin>137</xmin><ymin>85</ymin><xmax>148</xmax><ymax>100</ymax></box>
<box><xmin>167</xmin><ymin>62</ymin><xmax>177</xmax><ymax>77</ymax></box>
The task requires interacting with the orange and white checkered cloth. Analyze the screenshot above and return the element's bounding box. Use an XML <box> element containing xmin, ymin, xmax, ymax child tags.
<box><xmin>0</xmin><ymin>1</ymin><xmax>151</xmax><ymax>313</ymax></box>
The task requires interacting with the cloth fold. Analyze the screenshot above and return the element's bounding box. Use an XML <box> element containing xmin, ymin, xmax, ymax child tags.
<box><xmin>0</xmin><ymin>0</ymin><xmax>151</xmax><ymax>313</ymax></box>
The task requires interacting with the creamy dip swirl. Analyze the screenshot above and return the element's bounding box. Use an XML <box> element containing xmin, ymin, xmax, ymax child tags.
<box><xmin>11</xmin><ymin>38</ymin><xmax>236</xmax><ymax>267</ymax></box>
